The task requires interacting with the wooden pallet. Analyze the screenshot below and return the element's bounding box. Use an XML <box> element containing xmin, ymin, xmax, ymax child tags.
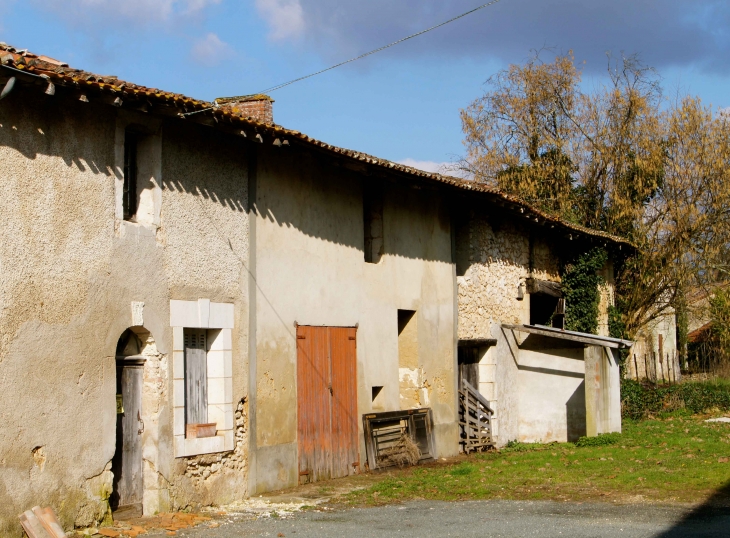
<box><xmin>458</xmin><ymin>378</ymin><xmax>494</xmax><ymax>454</ymax></box>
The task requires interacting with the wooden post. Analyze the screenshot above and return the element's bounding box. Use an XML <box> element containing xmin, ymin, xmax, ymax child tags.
<box><xmin>667</xmin><ymin>353</ymin><xmax>672</xmax><ymax>385</ymax></box>
<box><xmin>675</xmin><ymin>350</ymin><xmax>680</xmax><ymax>383</ymax></box>
<box><xmin>659</xmin><ymin>355</ymin><xmax>665</xmax><ymax>384</ymax></box>
<box><xmin>644</xmin><ymin>354</ymin><xmax>650</xmax><ymax>383</ymax></box>
<box><xmin>633</xmin><ymin>354</ymin><xmax>639</xmax><ymax>380</ymax></box>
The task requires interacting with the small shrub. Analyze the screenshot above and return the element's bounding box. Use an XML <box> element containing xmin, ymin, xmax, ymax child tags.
<box><xmin>575</xmin><ymin>432</ymin><xmax>621</xmax><ymax>447</ymax></box>
<box><xmin>451</xmin><ymin>464</ymin><xmax>476</xmax><ymax>476</ymax></box>
<box><xmin>502</xmin><ymin>440</ymin><xmax>533</xmax><ymax>452</ymax></box>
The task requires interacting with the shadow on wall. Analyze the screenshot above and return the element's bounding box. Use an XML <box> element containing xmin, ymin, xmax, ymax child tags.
<box><xmin>0</xmin><ymin>92</ymin><xmax>116</xmax><ymax>176</ymax></box>
<box><xmin>656</xmin><ymin>481</ymin><xmax>730</xmax><ymax>537</ymax></box>
<box><xmin>2</xmin><ymin>90</ymin><xmax>452</xmax><ymax>264</ymax></box>
<box><xmin>251</xmin><ymin>144</ymin><xmax>453</xmax><ymax>263</ymax></box>
<box><xmin>160</xmin><ymin>121</ymin><xmax>248</xmax><ymax>215</ymax></box>
<box><xmin>566</xmin><ymin>381</ymin><xmax>586</xmax><ymax>442</ymax></box>
<box><xmin>0</xmin><ymin>91</ymin><xmax>249</xmax><ymax>217</ymax></box>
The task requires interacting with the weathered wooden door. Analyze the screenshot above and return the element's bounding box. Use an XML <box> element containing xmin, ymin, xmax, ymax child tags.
<box><xmin>112</xmin><ymin>357</ymin><xmax>145</xmax><ymax>518</ymax></box>
<box><xmin>297</xmin><ymin>326</ymin><xmax>358</xmax><ymax>483</ymax></box>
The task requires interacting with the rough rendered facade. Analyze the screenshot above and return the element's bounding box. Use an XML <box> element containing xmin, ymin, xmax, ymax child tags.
<box><xmin>454</xmin><ymin>205</ymin><xmax>621</xmax><ymax>445</ymax></box>
<box><xmin>0</xmin><ymin>91</ymin><xmax>251</xmax><ymax>534</ymax></box>
<box><xmin>0</xmin><ymin>44</ymin><xmax>630</xmax><ymax>536</ymax></box>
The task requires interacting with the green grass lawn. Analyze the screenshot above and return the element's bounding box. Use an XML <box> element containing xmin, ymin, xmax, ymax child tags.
<box><xmin>346</xmin><ymin>412</ymin><xmax>730</xmax><ymax>506</ymax></box>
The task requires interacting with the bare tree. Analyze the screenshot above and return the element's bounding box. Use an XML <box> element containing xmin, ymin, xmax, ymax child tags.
<box><xmin>460</xmin><ymin>52</ymin><xmax>730</xmax><ymax>339</ymax></box>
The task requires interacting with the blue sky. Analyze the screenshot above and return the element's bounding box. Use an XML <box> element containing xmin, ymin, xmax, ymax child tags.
<box><xmin>1</xmin><ymin>0</ymin><xmax>728</xmax><ymax>172</ymax></box>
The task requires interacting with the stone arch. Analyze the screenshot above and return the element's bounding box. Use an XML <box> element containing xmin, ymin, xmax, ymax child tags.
<box><xmin>111</xmin><ymin>326</ymin><xmax>169</xmax><ymax>517</ymax></box>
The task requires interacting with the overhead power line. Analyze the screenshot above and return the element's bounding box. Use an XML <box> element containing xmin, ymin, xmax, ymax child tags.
<box><xmin>256</xmin><ymin>0</ymin><xmax>504</xmax><ymax>95</ymax></box>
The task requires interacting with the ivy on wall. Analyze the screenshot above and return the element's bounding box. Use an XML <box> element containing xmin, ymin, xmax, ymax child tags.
<box><xmin>562</xmin><ymin>247</ymin><xmax>608</xmax><ymax>335</ymax></box>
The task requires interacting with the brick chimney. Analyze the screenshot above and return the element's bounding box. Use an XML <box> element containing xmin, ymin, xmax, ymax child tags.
<box><xmin>215</xmin><ymin>94</ymin><xmax>274</xmax><ymax>124</ymax></box>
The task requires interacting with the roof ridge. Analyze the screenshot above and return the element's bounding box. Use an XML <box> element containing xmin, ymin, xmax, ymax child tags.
<box><xmin>0</xmin><ymin>42</ymin><xmax>632</xmax><ymax>247</ymax></box>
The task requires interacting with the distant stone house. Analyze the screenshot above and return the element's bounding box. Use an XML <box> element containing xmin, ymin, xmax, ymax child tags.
<box><xmin>627</xmin><ymin>306</ymin><xmax>679</xmax><ymax>382</ymax></box>
<box><xmin>0</xmin><ymin>44</ymin><xmax>628</xmax><ymax>535</ymax></box>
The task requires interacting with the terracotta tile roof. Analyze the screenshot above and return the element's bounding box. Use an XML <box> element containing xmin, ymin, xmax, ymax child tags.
<box><xmin>688</xmin><ymin>322</ymin><xmax>713</xmax><ymax>343</ymax></box>
<box><xmin>0</xmin><ymin>43</ymin><xmax>632</xmax><ymax>248</ymax></box>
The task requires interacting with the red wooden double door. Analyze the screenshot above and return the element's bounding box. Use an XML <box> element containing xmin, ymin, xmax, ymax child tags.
<box><xmin>296</xmin><ymin>325</ymin><xmax>359</xmax><ymax>483</ymax></box>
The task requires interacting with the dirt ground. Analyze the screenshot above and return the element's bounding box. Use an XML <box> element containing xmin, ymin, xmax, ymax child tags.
<box><xmin>73</xmin><ymin>455</ymin><xmax>730</xmax><ymax>538</ymax></box>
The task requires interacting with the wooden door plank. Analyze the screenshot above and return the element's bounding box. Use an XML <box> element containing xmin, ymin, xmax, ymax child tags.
<box><xmin>120</xmin><ymin>365</ymin><xmax>144</xmax><ymax>507</ymax></box>
<box><xmin>297</xmin><ymin>326</ymin><xmax>332</xmax><ymax>483</ymax></box>
<box><xmin>329</xmin><ymin>327</ymin><xmax>359</xmax><ymax>478</ymax></box>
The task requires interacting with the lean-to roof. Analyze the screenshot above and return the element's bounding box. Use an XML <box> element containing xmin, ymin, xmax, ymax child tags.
<box><xmin>0</xmin><ymin>43</ymin><xmax>632</xmax><ymax>248</ymax></box>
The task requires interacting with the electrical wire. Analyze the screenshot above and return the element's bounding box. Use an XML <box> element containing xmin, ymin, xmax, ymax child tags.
<box><xmin>253</xmin><ymin>0</ymin><xmax>504</xmax><ymax>95</ymax></box>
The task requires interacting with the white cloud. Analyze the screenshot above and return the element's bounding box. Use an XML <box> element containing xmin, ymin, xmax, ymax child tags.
<box><xmin>190</xmin><ymin>32</ymin><xmax>232</xmax><ymax>65</ymax></box>
<box><xmin>255</xmin><ymin>0</ymin><xmax>305</xmax><ymax>41</ymax></box>
<box><xmin>397</xmin><ymin>158</ymin><xmax>449</xmax><ymax>174</ymax></box>
<box><xmin>182</xmin><ymin>0</ymin><xmax>221</xmax><ymax>14</ymax></box>
<box><xmin>398</xmin><ymin>158</ymin><xmax>470</xmax><ymax>178</ymax></box>
<box><xmin>29</xmin><ymin>0</ymin><xmax>220</xmax><ymax>26</ymax></box>
<box><xmin>252</xmin><ymin>0</ymin><xmax>730</xmax><ymax>74</ymax></box>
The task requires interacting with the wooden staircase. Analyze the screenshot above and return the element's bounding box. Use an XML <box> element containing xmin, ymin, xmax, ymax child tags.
<box><xmin>458</xmin><ymin>378</ymin><xmax>495</xmax><ymax>453</ymax></box>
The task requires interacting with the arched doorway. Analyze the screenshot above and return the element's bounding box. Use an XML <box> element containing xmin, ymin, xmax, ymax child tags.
<box><xmin>110</xmin><ymin>328</ymin><xmax>149</xmax><ymax>519</ymax></box>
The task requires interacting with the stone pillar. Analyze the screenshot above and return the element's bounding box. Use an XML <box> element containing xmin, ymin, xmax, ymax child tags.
<box><xmin>584</xmin><ymin>345</ymin><xmax>621</xmax><ymax>437</ymax></box>
<box><xmin>606</xmin><ymin>348</ymin><xmax>622</xmax><ymax>433</ymax></box>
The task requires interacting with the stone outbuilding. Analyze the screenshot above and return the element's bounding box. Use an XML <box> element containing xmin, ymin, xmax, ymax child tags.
<box><xmin>0</xmin><ymin>44</ymin><xmax>629</xmax><ymax>536</ymax></box>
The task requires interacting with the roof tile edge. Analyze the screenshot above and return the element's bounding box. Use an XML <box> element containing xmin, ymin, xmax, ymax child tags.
<box><xmin>0</xmin><ymin>43</ymin><xmax>633</xmax><ymax>248</ymax></box>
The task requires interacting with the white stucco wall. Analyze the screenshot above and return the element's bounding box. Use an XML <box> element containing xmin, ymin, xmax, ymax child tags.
<box><xmin>516</xmin><ymin>346</ymin><xmax>586</xmax><ymax>443</ymax></box>
<box><xmin>249</xmin><ymin>148</ymin><xmax>457</xmax><ymax>493</ymax></box>
<box><xmin>0</xmin><ymin>94</ymin><xmax>249</xmax><ymax>535</ymax></box>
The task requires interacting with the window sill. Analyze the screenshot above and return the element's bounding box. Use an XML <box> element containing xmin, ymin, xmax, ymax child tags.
<box><xmin>118</xmin><ymin>219</ymin><xmax>158</xmax><ymax>238</ymax></box>
<box><xmin>175</xmin><ymin>430</ymin><xmax>234</xmax><ymax>458</ymax></box>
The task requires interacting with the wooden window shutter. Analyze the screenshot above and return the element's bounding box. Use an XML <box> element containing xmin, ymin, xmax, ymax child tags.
<box><xmin>184</xmin><ymin>329</ymin><xmax>208</xmax><ymax>426</ymax></box>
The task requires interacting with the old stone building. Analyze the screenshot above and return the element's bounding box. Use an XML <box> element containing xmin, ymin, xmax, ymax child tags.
<box><xmin>453</xmin><ymin>199</ymin><xmax>630</xmax><ymax>444</ymax></box>
<box><xmin>0</xmin><ymin>44</ymin><xmax>628</xmax><ymax>535</ymax></box>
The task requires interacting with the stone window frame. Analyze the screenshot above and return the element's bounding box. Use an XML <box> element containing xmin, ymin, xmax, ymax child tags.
<box><xmin>114</xmin><ymin>112</ymin><xmax>162</xmax><ymax>232</ymax></box>
<box><xmin>171</xmin><ymin>299</ymin><xmax>234</xmax><ymax>457</ymax></box>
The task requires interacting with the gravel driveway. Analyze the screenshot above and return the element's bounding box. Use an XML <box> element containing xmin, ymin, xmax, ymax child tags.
<box><xmin>168</xmin><ymin>499</ymin><xmax>728</xmax><ymax>538</ymax></box>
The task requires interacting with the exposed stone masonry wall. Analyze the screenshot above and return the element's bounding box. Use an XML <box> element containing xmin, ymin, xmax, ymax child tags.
<box><xmin>181</xmin><ymin>398</ymin><xmax>248</xmax><ymax>498</ymax></box>
<box><xmin>458</xmin><ymin>215</ymin><xmax>561</xmax><ymax>339</ymax></box>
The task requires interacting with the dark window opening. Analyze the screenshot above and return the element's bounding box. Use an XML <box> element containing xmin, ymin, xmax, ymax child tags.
<box><xmin>454</xmin><ymin>212</ymin><xmax>470</xmax><ymax>276</ymax></box>
<box><xmin>123</xmin><ymin>129</ymin><xmax>139</xmax><ymax>221</ymax></box>
<box><xmin>530</xmin><ymin>293</ymin><xmax>560</xmax><ymax>326</ymax></box>
<box><xmin>363</xmin><ymin>180</ymin><xmax>384</xmax><ymax>263</ymax></box>
<box><xmin>371</xmin><ymin>386</ymin><xmax>383</xmax><ymax>402</ymax></box>
<box><xmin>397</xmin><ymin>309</ymin><xmax>416</xmax><ymax>336</ymax></box>
<box><xmin>457</xmin><ymin>346</ymin><xmax>480</xmax><ymax>388</ymax></box>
